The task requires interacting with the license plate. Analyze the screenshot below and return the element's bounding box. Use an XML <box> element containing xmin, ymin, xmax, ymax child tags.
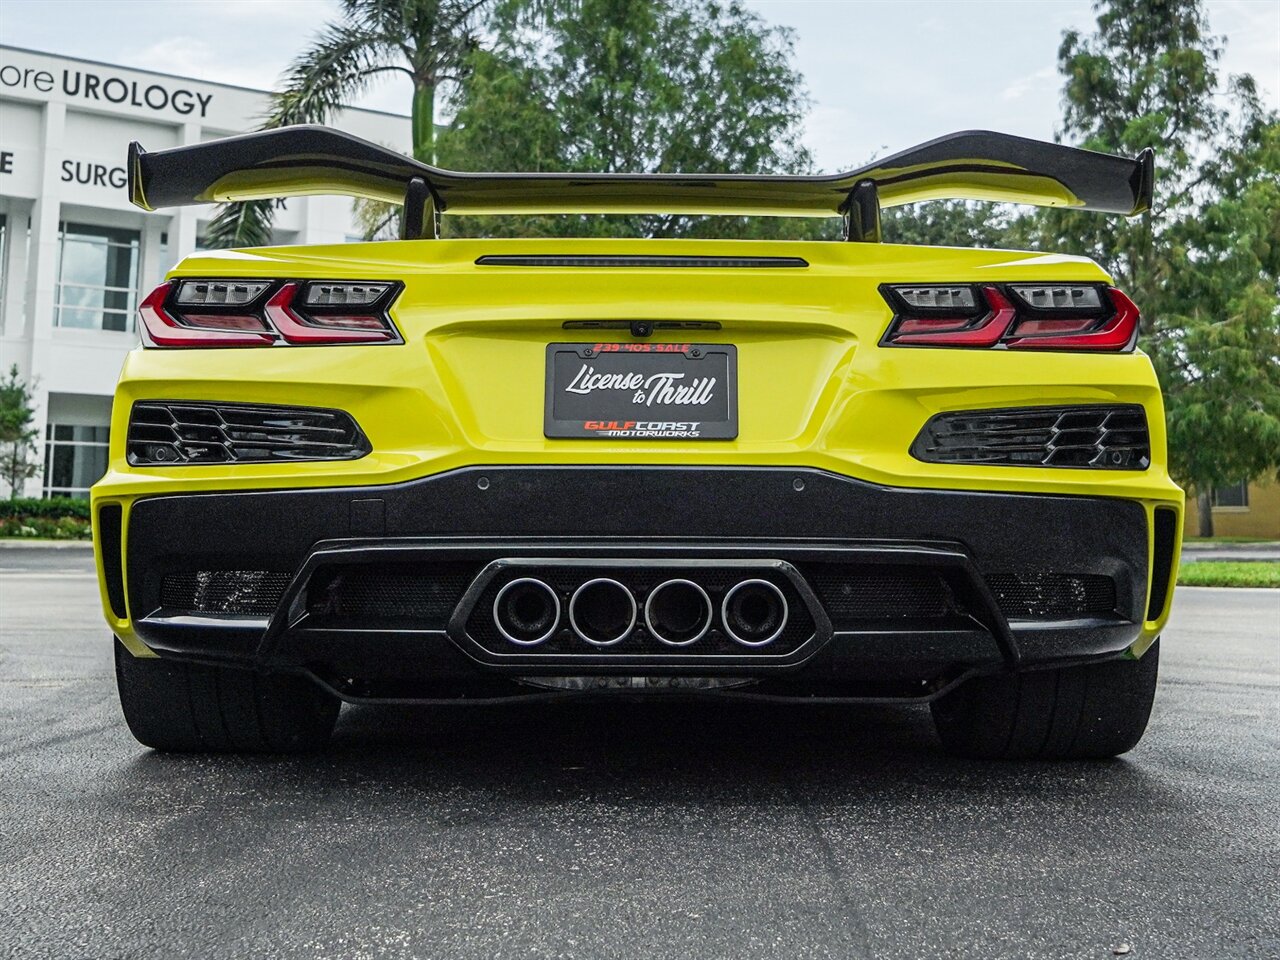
<box><xmin>544</xmin><ymin>342</ymin><xmax>737</xmax><ymax>439</ymax></box>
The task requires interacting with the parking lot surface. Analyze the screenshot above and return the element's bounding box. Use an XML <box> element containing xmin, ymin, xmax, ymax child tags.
<box><xmin>2</xmin><ymin>546</ymin><xmax>1277</xmax><ymax>959</ymax></box>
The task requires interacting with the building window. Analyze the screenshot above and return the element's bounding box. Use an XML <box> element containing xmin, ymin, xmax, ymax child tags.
<box><xmin>42</xmin><ymin>424</ymin><xmax>109</xmax><ymax>499</ymax></box>
<box><xmin>1212</xmin><ymin>481</ymin><xmax>1249</xmax><ymax>508</ymax></box>
<box><xmin>54</xmin><ymin>222</ymin><xmax>140</xmax><ymax>331</ymax></box>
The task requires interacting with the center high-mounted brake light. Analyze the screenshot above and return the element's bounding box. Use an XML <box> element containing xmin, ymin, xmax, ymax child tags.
<box><xmin>880</xmin><ymin>283</ymin><xmax>1140</xmax><ymax>352</ymax></box>
<box><xmin>137</xmin><ymin>279</ymin><xmax>402</xmax><ymax>348</ymax></box>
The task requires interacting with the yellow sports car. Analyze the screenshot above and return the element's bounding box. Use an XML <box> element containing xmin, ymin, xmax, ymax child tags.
<box><xmin>95</xmin><ymin>126</ymin><xmax>1181</xmax><ymax>758</ymax></box>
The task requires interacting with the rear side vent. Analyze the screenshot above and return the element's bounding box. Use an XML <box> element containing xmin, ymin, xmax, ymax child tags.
<box><xmin>805</xmin><ymin>564</ymin><xmax>959</xmax><ymax>623</ymax></box>
<box><xmin>306</xmin><ymin>562</ymin><xmax>480</xmax><ymax>627</ymax></box>
<box><xmin>127</xmin><ymin>401</ymin><xmax>370</xmax><ymax>465</ymax></box>
<box><xmin>985</xmin><ymin>572</ymin><xmax>1116</xmax><ymax>619</ymax></box>
<box><xmin>1146</xmin><ymin>507</ymin><xmax>1179</xmax><ymax>620</ymax></box>
<box><xmin>475</xmin><ymin>255</ymin><xmax>809</xmax><ymax>269</ymax></box>
<box><xmin>97</xmin><ymin>504</ymin><xmax>126</xmax><ymax>619</ymax></box>
<box><xmin>161</xmin><ymin>570</ymin><xmax>292</xmax><ymax>616</ymax></box>
<box><xmin>912</xmin><ymin>404</ymin><xmax>1150</xmax><ymax>470</ymax></box>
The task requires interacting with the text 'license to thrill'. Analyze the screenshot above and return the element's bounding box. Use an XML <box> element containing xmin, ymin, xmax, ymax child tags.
<box><xmin>545</xmin><ymin>343</ymin><xmax>738</xmax><ymax>439</ymax></box>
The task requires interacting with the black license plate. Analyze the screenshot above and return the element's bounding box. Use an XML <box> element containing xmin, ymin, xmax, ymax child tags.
<box><xmin>545</xmin><ymin>342</ymin><xmax>737</xmax><ymax>439</ymax></box>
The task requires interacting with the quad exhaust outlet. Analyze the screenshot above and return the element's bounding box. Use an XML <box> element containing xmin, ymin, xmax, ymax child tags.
<box><xmin>492</xmin><ymin>577</ymin><xmax>560</xmax><ymax>646</ymax></box>
<box><xmin>486</xmin><ymin>569</ymin><xmax>796</xmax><ymax>652</ymax></box>
<box><xmin>722</xmin><ymin>579</ymin><xmax>789</xmax><ymax>647</ymax></box>
<box><xmin>644</xmin><ymin>579</ymin><xmax>713</xmax><ymax>646</ymax></box>
<box><xmin>569</xmin><ymin>578</ymin><xmax>637</xmax><ymax>646</ymax></box>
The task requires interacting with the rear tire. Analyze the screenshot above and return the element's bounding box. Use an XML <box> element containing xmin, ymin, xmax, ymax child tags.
<box><xmin>114</xmin><ymin>639</ymin><xmax>339</xmax><ymax>753</ymax></box>
<box><xmin>930</xmin><ymin>640</ymin><xmax>1159</xmax><ymax>760</ymax></box>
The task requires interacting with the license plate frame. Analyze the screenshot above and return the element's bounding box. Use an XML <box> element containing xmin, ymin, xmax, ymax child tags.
<box><xmin>544</xmin><ymin>342</ymin><xmax>738</xmax><ymax>440</ymax></box>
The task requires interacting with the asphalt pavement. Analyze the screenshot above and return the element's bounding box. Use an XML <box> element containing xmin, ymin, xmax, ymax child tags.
<box><xmin>1</xmin><ymin>546</ymin><xmax>1277</xmax><ymax>960</ymax></box>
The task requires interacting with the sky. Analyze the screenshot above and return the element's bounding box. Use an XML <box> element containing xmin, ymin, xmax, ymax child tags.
<box><xmin>2</xmin><ymin>0</ymin><xmax>1277</xmax><ymax>172</ymax></box>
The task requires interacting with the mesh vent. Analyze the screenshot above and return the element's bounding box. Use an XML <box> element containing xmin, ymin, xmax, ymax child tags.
<box><xmin>805</xmin><ymin>563</ymin><xmax>1117</xmax><ymax>625</ymax></box>
<box><xmin>161</xmin><ymin>570</ymin><xmax>292</xmax><ymax>616</ymax></box>
<box><xmin>307</xmin><ymin>562</ymin><xmax>479</xmax><ymax>626</ymax></box>
<box><xmin>128</xmin><ymin>401</ymin><xmax>370</xmax><ymax>465</ymax></box>
<box><xmin>804</xmin><ymin>564</ymin><xmax>958</xmax><ymax>623</ymax></box>
<box><xmin>912</xmin><ymin>404</ymin><xmax>1150</xmax><ymax>470</ymax></box>
<box><xmin>985</xmin><ymin>572</ymin><xmax>1116</xmax><ymax>619</ymax></box>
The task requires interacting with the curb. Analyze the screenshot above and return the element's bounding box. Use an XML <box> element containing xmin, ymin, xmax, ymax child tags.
<box><xmin>0</xmin><ymin>539</ymin><xmax>94</xmax><ymax>549</ymax></box>
<box><xmin>1177</xmin><ymin>585</ymin><xmax>1280</xmax><ymax>592</ymax></box>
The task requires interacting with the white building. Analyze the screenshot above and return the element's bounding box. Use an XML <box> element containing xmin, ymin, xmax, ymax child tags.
<box><xmin>0</xmin><ymin>45</ymin><xmax>411</xmax><ymax>498</ymax></box>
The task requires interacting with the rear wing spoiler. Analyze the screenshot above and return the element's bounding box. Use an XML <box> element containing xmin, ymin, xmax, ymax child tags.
<box><xmin>127</xmin><ymin>125</ymin><xmax>1153</xmax><ymax>242</ymax></box>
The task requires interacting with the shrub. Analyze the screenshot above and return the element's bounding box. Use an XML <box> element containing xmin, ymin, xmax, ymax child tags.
<box><xmin>0</xmin><ymin>497</ymin><xmax>93</xmax><ymax>538</ymax></box>
<box><xmin>0</xmin><ymin>497</ymin><xmax>92</xmax><ymax>521</ymax></box>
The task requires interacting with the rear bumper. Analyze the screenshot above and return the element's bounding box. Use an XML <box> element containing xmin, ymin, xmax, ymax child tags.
<box><xmin>105</xmin><ymin>466</ymin><xmax>1176</xmax><ymax>698</ymax></box>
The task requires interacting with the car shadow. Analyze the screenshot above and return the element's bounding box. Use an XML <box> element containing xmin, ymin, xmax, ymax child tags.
<box><xmin>124</xmin><ymin>697</ymin><xmax>1165</xmax><ymax>814</ymax></box>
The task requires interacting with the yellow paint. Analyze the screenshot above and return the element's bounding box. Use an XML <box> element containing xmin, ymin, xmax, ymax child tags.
<box><xmin>195</xmin><ymin>155</ymin><xmax>1087</xmax><ymax>214</ymax></box>
<box><xmin>93</xmin><ymin>237</ymin><xmax>1183</xmax><ymax>649</ymax></box>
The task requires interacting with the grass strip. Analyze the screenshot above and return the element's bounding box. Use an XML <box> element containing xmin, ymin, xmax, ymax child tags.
<box><xmin>1178</xmin><ymin>561</ymin><xmax>1280</xmax><ymax>588</ymax></box>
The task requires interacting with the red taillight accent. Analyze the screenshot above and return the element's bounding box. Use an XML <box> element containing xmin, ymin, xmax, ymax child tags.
<box><xmin>881</xmin><ymin>284</ymin><xmax>1140</xmax><ymax>352</ymax></box>
<box><xmin>137</xmin><ymin>279</ymin><xmax>401</xmax><ymax>348</ymax></box>
<box><xmin>1004</xmin><ymin>288</ymin><xmax>1140</xmax><ymax>350</ymax></box>
<box><xmin>888</xmin><ymin>287</ymin><xmax>1017</xmax><ymax>347</ymax></box>
<box><xmin>264</xmin><ymin>283</ymin><xmax>396</xmax><ymax>344</ymax></box>
<box><xmin>138</xmin><ymin>283</ymin><xmax>276</xmax><ymax>347</ymax></box>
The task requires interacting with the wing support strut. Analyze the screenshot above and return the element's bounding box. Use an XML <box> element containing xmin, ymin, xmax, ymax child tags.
<box><xmin>842</xmin><ymin>180</ymin><xmax>882</xmax><ymax>243</ymax></box>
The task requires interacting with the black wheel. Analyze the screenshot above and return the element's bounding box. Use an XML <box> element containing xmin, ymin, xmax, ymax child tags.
<box><xmin>114</xmin><ymin>639</ymin><xmax>339</xmax><ymax>753</ymax></box>
<box><xmin>930</xmin><ymin>640</ymin><xmax>1159</xmax><ymax>760</ymax></box>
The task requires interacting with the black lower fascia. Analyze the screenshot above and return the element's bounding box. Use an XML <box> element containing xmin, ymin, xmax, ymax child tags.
<box><xmin>123</xmin><ymin>465</ymin><xmax>1149</xmax><ymax>692</ymax></box>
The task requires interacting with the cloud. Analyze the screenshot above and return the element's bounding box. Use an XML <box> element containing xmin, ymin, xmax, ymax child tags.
<box><xmin>131</xmin><ymin>37</ymin><xmax>281</xmax><ymax>91</ymax></box>
<box><xmin>1002</xmin><ymin>67</ymin><xmax>1058</xmax><ymax>102</ymax></box>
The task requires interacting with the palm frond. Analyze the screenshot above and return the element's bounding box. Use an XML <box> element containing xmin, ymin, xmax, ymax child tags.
<box><xmin>266</xmin><ymin>21</ymin><xmax>408</xmax><ymax>128</ymax></box>
<box><xmin>206</xmin><ymin>20</ymin><xmax>406</xmax><ymax>248</ymax></box>
<box><xmin>201</xmin><ymin>197</ymin><xmax>277</xmax><ymax>249</ymax></box>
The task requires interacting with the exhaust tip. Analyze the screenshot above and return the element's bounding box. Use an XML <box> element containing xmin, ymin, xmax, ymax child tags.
<box><xmin>644</xmin><ymin>579</ymin><xmax>713</xmax><ymax>647</ymax></box>
<box><xmin>569</xmin><ymin>578</ymin><xmax>637</xmax><ymax>646</ymax></box>
<box><xmin>722</xmin><ymin>579</ymin><xmax>788</xmax><ymax>647</ymax></box>
<box><xmin>493</xmin><ymin>578</ymin><xmax>560</xmax><ymax>646</ymax></box>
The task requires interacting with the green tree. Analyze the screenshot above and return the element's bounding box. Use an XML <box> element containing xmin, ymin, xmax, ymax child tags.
<box><xmin>437</xmin><ymin>0</ymin><xmax>817</xmax><ymax>239</ymax></box>
<box><xmin>1153</xmin><ymin>119</ymin><xmax>1280</xmax><ymax>532</ymax></box>
<box><xmin>882</xmin><ymin>201</ymin><xmax>1010</xmax><ymax>248</ymax></box>
<box><xmin>1020</xmin><ymin>0</ymin><xmax>1280</xmax><ymax>534</ymax></box>
<box><xmin>0</xmin><ymin>365</ymin><xmax>40</xmax><ymax>500</ymax></box>
<box><xmin>203</xmin><ymin>0</ymin><xmax>524</xmax><ymax>248</ymax></box>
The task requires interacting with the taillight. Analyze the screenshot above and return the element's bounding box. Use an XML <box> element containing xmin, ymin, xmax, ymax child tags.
<box><xmin>137</xmin><ymin>279</ymin><xmax>402</xmax><ymax>347</ymax></box>
<box><xmin>880</xmin><ymin>283</ymin><xmax>1140</xmax><ymax>351</ymax></box>
<box><xmin>139</xmin><ymin>282</ymin><xmax>276</xmax><ymax>347</ymax></box>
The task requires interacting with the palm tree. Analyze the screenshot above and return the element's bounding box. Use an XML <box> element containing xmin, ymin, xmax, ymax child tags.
<box><xmin>203</xmin><ymin>0</ymin><xmax>507</xmax><ymax>248</ymax></box>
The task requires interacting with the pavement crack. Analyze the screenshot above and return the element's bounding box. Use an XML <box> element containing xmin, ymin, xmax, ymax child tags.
<box><xmin>782</xmin><ymin>774</ymin><xmax>875</xmax><ymax>959</ymax></box>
